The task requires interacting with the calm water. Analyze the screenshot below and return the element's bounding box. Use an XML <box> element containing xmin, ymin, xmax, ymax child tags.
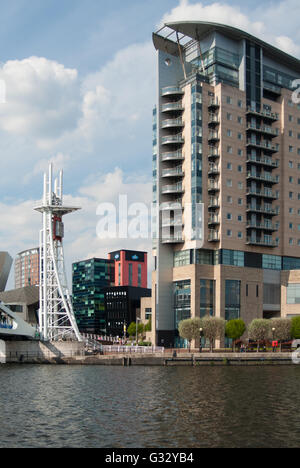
<box><xmin>0</xmin><ymin>364</ymin><xmax>299</xmax><ymax>448</ymax></box>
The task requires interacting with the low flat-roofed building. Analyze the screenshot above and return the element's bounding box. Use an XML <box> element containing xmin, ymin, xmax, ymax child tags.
<box><xmin>0</xmin><ymin>285</ymin><xmax>39</xmax><ymax>327</ymax></box>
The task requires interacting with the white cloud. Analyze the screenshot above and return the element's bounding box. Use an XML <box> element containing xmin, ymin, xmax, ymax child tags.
<box><xmin>160</xmin><ymin>0</ymin><xmax>300</xmax><ymax>57</ymax></box>
<box><xmin>0</xmin><ymin>57</ymin><xmax>81</xmax><ymax>147</ymax></box>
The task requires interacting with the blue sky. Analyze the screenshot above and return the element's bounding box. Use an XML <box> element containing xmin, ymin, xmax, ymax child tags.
<box><xmin>0</xmin><ymin>0</ymin><xmax>299</xmax><ymax>287</ymax></box>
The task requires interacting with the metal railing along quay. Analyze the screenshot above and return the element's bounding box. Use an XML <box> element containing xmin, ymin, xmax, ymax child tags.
<box><xmin>102</xmin><ymin>346</ymin><xmax>165</xmax><ymax>354</ymax></box>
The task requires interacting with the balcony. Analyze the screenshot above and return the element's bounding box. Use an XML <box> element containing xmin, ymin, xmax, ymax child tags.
<box><xmin>208</xmin><ymin>229</ymin><xmax>220</xmax><ymax>242</ymax></box>
<box><xmin>246</xmin><ymin>139</ymin><xmax>278</xmax><ymax>153</ymax></box>
<box><xmin>161</xmin><ymin>218</ymin><xmax>183</xmax><ymax>228</ymax></box>
<box><xmin>208</xmin><ymin>114</ymin><xmax>220</xmax><ymax>126</ymax></box>
<box><xmin>246</xmin><ymin>205</ymin><xmax>277</xmax><ymax>216</ymax></box>
<box><xmin>161</xmin><ymin>118</ymin><xmax>184</xmax><ymax>129</ymax></box>
<box><xmin>161</xmin><ymin>86</ymin><xmax>184</xmax><ymax>97</ymax></box>
<box><xmin>161</xmin><ymin>134</ymin><xmax>184</xmax><ymax>145</ymax></box>
<box><xmin>208</xmin><ymin>165</ymin><xmax>220</xmax><ymax>176</ymax></box>
<box><xmin>162</xmin><ymin>234</ymin><xmax>184</xmax><ymax>244</ymax></box>
<box><xmin>161</xmin><ymin>202</ymin><xmax>183</xmax><ymax>211</ymax></box>
<box><xmin>246</xmin><ymin>124</ymin><xmax>279</xmax><ymax>138</ymax></box>
<box><xmin>247</xmin><ymin>172</ymin><xmax>278</xmax><ymax>185</ymax></box>
<box><xmin>161</xmin><ymin>166</ymin><xmax>184</xmax><ymax>178</ymax></box>
<box><xmin>208</xmin><ymin>198</ymin><xmax>220</xmax><ymax>210</ymax></box>
<box><xmin>246</xmin><ymin>155</ymin><xmax>279</xmax><ymax>169</ymax></box>
<box><xmin>208</xmin><ymin>182</ymin><xmax>220</xmax><ymax>193</ymax></box>
<box><xmin>208</xmin><ymin>215</ymin><xmax>220</xmax><ymax>226</ymax></box>
<box><xmin>208</xmin><ymin>131</ymin><xmax>220</xmax><ymax>143</ymax></box>
<box><xmin>246</xmin><ymin>237</ymin><xmax>277</xmax><ymax>247</ymax></box>
<box><xmin>208</xmin><ymin>98</ymin><xmax>220</xmax><ymax>110</ymax></box>
<box><xmin>161</xmin><ymin>151</ymin><xmax>184</xmax><ymax>162</ymax></box>
<box><xmin>161</xmin><ymin>102</ymin><xmax>184</xmax><ymax>113</ymax></box>
<box><xmin>208</xmin><ymin>147</ymin><xmax>220</xmax><ymax>161</ymax></box>
<box><xmin>246</xmin><ymin>189</ymin><xmax>278</xmax><ymax>200</ymax></box>
<box><xmin>246</xmin><ymin>222</ymin><xmax>277</xmax><ymax>232</ymax></box>
<box><xmin>246</xmin><ymin>107</ymin><xmax>279</xmax><ymax>122</ymax></box>
<box><xmin>161</xmin><ymin>183</ymin><xmax>184</xmax><ymax>195</ymax></box>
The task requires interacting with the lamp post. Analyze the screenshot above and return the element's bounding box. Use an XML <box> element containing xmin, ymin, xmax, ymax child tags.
<box><xmin>272</xmin><ymin>327</ymin><xmax>276</xmax><ymax>353</ymax></box>
<box><xmin>136</xmin><ymin>317</ymin><xmax>141</xmax><ymax>347</ymax></box>
<box><xmin>199</xmin><ymin>328</ymin><xmax>203</xmax><ymax>353</ymax></box>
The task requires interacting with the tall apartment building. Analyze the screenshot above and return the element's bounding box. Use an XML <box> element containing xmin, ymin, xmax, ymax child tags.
<box><xmin>15</xmin><ymin>248</ymin><xmax>39</xmax><ymax>289</ymax></box>
<box><xmin>152</xmin><ymin>21</ymin><xmax>300</xmax><ymax>348</ymax></box>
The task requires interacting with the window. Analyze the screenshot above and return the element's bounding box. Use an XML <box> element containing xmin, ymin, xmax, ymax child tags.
<box><xmin>227</xmin><ymin>162</ymin><xmax>232</xmax><ymax>170</ymax></box>
<box><xmin>200</xmin><ymin>279</ymin><xmax>215</xmax><ymax>318</ymax></box>
<box><xmin>227</xmin><ymin>179</ymin><xmax>232</xmax><ymax>187</ymax></box>
<box><xmin>227</xmin><ymin>146</ymin><xmax>233</xmax><ymax>154</ymax></box>
<box><xmin>227</xmin><ymin>230</ymin><xmax>232</xmax><ymax>237</ymax></box>
<box><xmin>227</xmin><ymin>213</ymin><xmax>232</xmax><ymax>220</ymax></box>
<box><xmin>227</xmin><ymin>129</ymin><xmax>233</xmax><ymax>137</ymax></box>
<box><xmin>287</xmin><ymin>284</ymin><xmax>300</xmax><ymax>304</ymax></box>
<box><xmin>174</xmin><ymin>250</ymin><xmax>191</xmax><ymax>267</ymax></box>
<box><xmin>238</xmin><ymin>116</ymin><xmax>243</xmax><ymax>124</ymax></box>
<box><xmin>226</xmin><ymin>96</ymin><xmax>233</xmax><ymax>104</ymax></box>
<box><xmin>262</xmin><ymin>255</ymin><xmax>281</xmax><ymax>270</ymax></box>
<box><xmin>238</xmin><ymin>165</ymin><xmax>243</xmax><ymax>173</ymax></box>
<box><xmin>238</xmin><ymin>100</ymin><xmax>243</xmax><ymax>108</ymax></box>
<box><xmin>238</xmin><ymin>133</ymin><xmax>243</xmax><ymax>141</ymax></box>
<box><xmin>289</xmin><ymin>161</ymin><xmax>294</xmax><ymax>168</ymax></box>
<box><xmin>238</xmin><ymin>198</ymin><xmax>243</xmax><ymax>206</ymax></box>
<box><xmin>238</xmin><ymin>232</ymin><xmax>243</xmax><ymax>239</ymax></box>
<box><xmin>227</xmin><ymin>113</ymin><xmax>232</xmax><ymax>120</ymax></box>
<box><xmin>227</xmin><ymin>196</ymin><xmax>233</xmax><ymax>204</ymax></box>
<box><xmin>238</xmin><ymin>215</ymin><xmax>243</xmax><ymax>222</ymax></box>
<box><xmin>222</xmin><ymin>250</ymin><xmax>244</xmax><ymax>267</ymax></box>
<box><xmin>225</xmin><ymin>280</ymin><xmax>241</xmax><ymax>320</ymax></box>
<box><xmin>238</xmin><ymin>149</ymin><xmax>243</xmax><ymax>156</ymax></box>
<box><xmin>138</xmin><ymin>264</ymin><xmax>142</xmax><ymax>287</ymax></box>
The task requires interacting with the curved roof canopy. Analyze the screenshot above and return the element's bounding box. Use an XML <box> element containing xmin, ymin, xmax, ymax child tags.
<box><xmin>153</xmin><ymin>21</ymin><xmax>300</xmax><ymax>74</ymax></box>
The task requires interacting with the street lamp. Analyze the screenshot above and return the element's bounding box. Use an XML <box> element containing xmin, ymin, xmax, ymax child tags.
<box><xmin>272</xmin><ymin>327</ymin><xmax>276</xmax><ymax>353</ymax></box>
<box><xmin>199</xmin><ymin>328</ymin><xmax>203</xmax><ymax>353</ymax></box>
<box><xmin>136</xmin><ymin>317</ymin><xmax>141</xmax><ymax>347</ymax></box>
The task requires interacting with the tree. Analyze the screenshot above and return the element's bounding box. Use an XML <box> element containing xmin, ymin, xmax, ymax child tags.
<box><xmin>225</xmin><ymin>319</ymin><xmax>246</xmax><ymax>351</ymax></box>
<box><xmin>145</xmin><ymin>319</ymin><xmax>152</xmax><ymax>332</ymax></box>
<box><xmin>127</xmin><ymin>322</ymin><xmax>144</xmax><ymax>342</ymax></box>
<box><xmin>248</xmin><ymin>319</ymin><xmax>270</xmax><ymax>352</ymax></box>
<box><xmin>178</xmin><ymin>317</ymin><xmax>202</xmax><ymax>352</ymax></box>
<box><xmin>291</xmin><ymin>317</ymin><xmax>300</xmax><ymax>340</ymax></box>
<box><xmin>270</xmin><ymin>318</ymin><xmax>292</xmax><ymax>351</ymax></box>
<box><xmin>202</xmin><ymin>317</ymin><xmax>226</xmax><ymax>352</ymax></box>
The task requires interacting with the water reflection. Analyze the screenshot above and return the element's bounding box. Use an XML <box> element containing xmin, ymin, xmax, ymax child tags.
<box><xmin>0</xmin><ymin>365</ymin><xmax>299</xmax><ymax>448</ymax></box>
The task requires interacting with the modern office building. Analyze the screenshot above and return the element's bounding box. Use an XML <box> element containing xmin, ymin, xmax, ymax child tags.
<box><xmin>15</xmin><ymin>248</ymin><xmax>39</xmax><ymax>289</ymax></box>
<box><xmin>0</xmin><ymin>252</ymin><xmax>12</xmax><ymax>292</ymax></box>
<box><xmin>108</xmin><ymin>250</ymin><xmax>148</xmax><ymax>288</ymax></box>
<box><xmin>104</xmin><ymin>286</ymin><xmax>151</xmax><ymax>337</ymax></box>
<box><xmin>152</xmin><ymin>21</ymin><xmax>300</xmax><ymax>348</ymax></box>
<box><xmin>0</xmin><ymin>286</ymin><xmax>39</xmax><ymax>327</ymax></box>
<box><xmin>72</xmin><ymin>258</ymin><xmax>115</xmax><ymax>334</ymax></box>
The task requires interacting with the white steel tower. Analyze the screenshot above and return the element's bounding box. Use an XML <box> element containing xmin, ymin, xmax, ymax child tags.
<box><xmin>35</xmin><ymin>164</ymin><xmax>82</xmax><ymax>342</ymax></box>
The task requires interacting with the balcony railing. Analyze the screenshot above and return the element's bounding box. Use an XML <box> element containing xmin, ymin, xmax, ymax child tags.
<box><xmin>246</xmin><ymin>107</ymin><xmax>279</xmax><ymax>121</ymax></box>
<box><xmin>161</xmin><ymin>183</ymin><xmax>184</xmax><ymax>195</ymax></box>
<box><xmin>246</xmin><ymin>140</ymin><xmax>278</xmax><ymax>153</ymax></box>
<box><xmin>208</xmin><ymin>165</ymin><xmax>220</xmax><ymax>176</ymax></box>
<box><xmin>208</xmin><ymin>147</ymin><xmax>220</xmax><ymax>160</ymax></box>
<box><xmin>208</xmin><ymin>216</ymin><xmax>220</xmax><ymax>225</ymax></box>
<box><xmin>208</xmin><ymin>98</ymin><xmax>220</xmax><ymax>109</ymax></box>
<box><xmin>162</xmin><ymin>234</ymin><xmax>184</xmax><ymax>244</ymax></box>
<box><xmin>208</xmin><ymin>114</ymin><xmax>220</xmax><ymax>125</ymax></box>
<box><xmin>161</xmin><ymin>166</ymin><xmax>184</xmax><ymax>178</ymax></box>
<box><xmin>246</xmin><ymin>189</ymin><xmax>278</xmax><ymax>200</ymax></box>
<box><xmin>246</xmin><ymin>222</ymin><xmax>277</xmax><ymax>232</ymax></box>
<box><xmin>161</xmin><ymin>151</ymin><xmax>184</xmax><ymax>162</ymax></box>
<box><xmin>247</xmin><ymin>172</ymin><xmax>278</xmax><ymax>184</ymax></box>
<box><xmin>246</xmin><ymin>205</ymin><xmax>277</xmax><ymax>215</ymax></box>
<box><xmin>161</xmin><ymin>102</ymin><xmax>184</xmax><ymax>112</ymax></box>
<box><xmin>208</xmin><ymin>230</ymin><xmax>220</xmax><ymax>242</ymax></box>
<box><xmin>208</xmin><ymin>198</ymin><xmax>220</xmax><ymax>209</ymax></box>
<box><xmin>246</xmin><ymin>237</ymin><xmax>277</xmax><ymax>247</ymax></box>
<box><xmin>161</xmin><ymin>134</ymin><xmax>184</xmax><ymax>145</ymax></box>
<box><xmin>208</xmin><ymin>132</ymin><xmax>220</xmax><ymax>142</ymax></box>
<box><xmin>246</xmin><ymin>155</ymin><xmax>279</xmax><ymax>168</ymax></box>
<box><xmin>161</xmin><ymin>118</ymin><xmax>184</xmax><ymax>129</ymax></box>
<box><xmin>246</xmin><ymin>124</ymin><xmax>279</xmax><ymax>137</ymax></box>
<box><xmin>208</xmin><ymin>182</ymin><xmax>220</xmax><ymax>193</ymax></box>
<box><xmin>161</xmin><ymin>86</ymin><xmax>184</xmax><ymax>97</ymax></box>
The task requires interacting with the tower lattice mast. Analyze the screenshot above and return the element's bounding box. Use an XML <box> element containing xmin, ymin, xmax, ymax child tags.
<box><xmin>35</xmin><ymin>163</ymin><xmax>82</xmax><ymax>342</ymax></box>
